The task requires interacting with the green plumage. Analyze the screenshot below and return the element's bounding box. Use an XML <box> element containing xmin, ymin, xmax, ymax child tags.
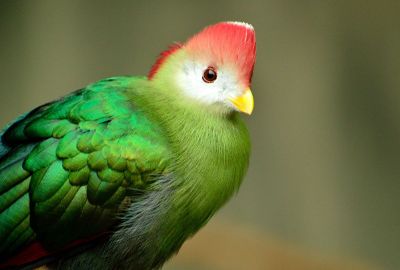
<box><xmin>0</xmin><ymin>73</ymin><xmax>250</xmax><ymax>269</ymax></box>
<box><xmin>0</xmin><ymin>77</ymin><xmax>172</xmax><ymax>254</ymax></box>
<box><xmin>0</xmin><ymin>22</ymin><xmax>254</xmax><ymax>270</ymax></box>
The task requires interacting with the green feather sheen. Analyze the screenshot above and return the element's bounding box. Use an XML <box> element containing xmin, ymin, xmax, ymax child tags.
<box><xmin>0</xmin><ymin>193</ymin><xmax>29</xmax><ymax>243</ymax></box>
<box><xmin>77</xmin><ymin>132</ymin><xmax>96</xmax><ymax>153</ymax></box>
<box><xmin>24</xmin><ymin>119</ymin><xmax>59</xmax><ymax>138</ymax></box>
<box><xmin>87</xmin><ymin>171</ymin><xmax>120</xmax><ymax>205</ymax></box>
<box><xmin>52</xmin><ymin>120</ymin><xmax>77</xmax><ymax>138</ymax></box>
<box><xmin>0</xmin><ymin>178</ymin><xmax>29</xmax><ymax>212</ymax></box>
<box><xmin>2</xmin><ymin>215</ymin><xmax>31</xmax><ymax>251</ymax></box>
<box><xmin>87</xmin><ymin>150</ymin><xmax>108</xmax><ymax>171</ymax></box>
<box><xmin>56</xmin><ymin>131</ymin><xmax>80</xmax><ymax>159</ymax></box>
<box><xmin>69</xmin><ymin>166</ymin><xmax>90</xmax><ymax>185</ymax></box>
<box><xmin>0</xmin><ymin>160</ymin><xmax>30</xmax><ymax>194</ymax></box>
<box><xmin>24</xmin><ymin>138</ymin><xmax>58</xmax><ymax>171</ymax></box>
<box><xmin>31</xmin><ymin>160</ymin><xmax>69</xmax><ymax>202</ymax></box>
<box><xmin>62</xmin><ymin>152</ymin><xmax>88</xmax><ymax>171</ymax></box>
<box><xmin>34</xmin><ymin>180</ymin><xmax>79</xmax><ymax>225</ymax></box>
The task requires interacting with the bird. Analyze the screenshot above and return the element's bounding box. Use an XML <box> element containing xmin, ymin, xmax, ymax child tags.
<box><xmin>0</xmin><ymin>21</ymin><xmax>256</xmax><ymax>270</ymax></box>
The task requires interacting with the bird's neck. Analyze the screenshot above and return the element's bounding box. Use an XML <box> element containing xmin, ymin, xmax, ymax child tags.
<box><xmin>134</xmin><ymin>79</ymin><xmax>250</xmax><ymax>209</ymax></box>
<box><xmin>125</xmin><ymin>78</ymin><xmax>250</xmax><ymax>267</ymax></box>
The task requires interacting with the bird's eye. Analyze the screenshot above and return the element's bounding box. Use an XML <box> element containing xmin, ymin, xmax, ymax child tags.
<box><xmin>202</xmin><ymin>67</ymin><xmax>217</xmax><ymax>83</ymax></box>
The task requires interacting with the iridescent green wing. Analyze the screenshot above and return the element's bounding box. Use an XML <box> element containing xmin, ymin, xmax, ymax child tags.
<box><xmin>0</xmin><ymin>77</ymin><xmax>171</xmax><ymax>255</ymax></box>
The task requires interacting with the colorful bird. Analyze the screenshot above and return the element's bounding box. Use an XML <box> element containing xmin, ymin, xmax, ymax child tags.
<box><xmin>0</xmin><ymin>21</ymin><xmax>256</xmax><ymax>269</ymax></box>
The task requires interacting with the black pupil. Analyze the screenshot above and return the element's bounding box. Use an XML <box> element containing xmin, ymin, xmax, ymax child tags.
<box><xmin>206</xmin><ymin>70</ymin><xmax>215</xmax><ymax>80</ymax></box>
<box><xmin>203</xmin><ymin>68</ymin><xmax>217</xmax><ymax>82</ymax></box>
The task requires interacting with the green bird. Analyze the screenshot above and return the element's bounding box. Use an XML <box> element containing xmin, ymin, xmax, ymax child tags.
<box><xmin>0</xmin><ymin>21</ymin><xmax>256</xmax><ymax>269</ymax></box>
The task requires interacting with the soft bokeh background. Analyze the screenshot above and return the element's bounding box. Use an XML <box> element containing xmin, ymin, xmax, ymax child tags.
<box><xmin>1</xmin><ymin>1</ymin><xmax>399</xmax><ymax>269</ymax></box>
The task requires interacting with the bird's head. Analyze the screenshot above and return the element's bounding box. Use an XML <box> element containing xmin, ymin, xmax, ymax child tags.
<box><xmin>148</xmin><ymin>21</ymin><xmax>256</xmax><ymax>115</ymax></box>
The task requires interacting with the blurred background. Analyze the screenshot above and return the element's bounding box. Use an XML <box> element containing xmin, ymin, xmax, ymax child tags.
<box><xmin>1</xmin><ymin>1</ymin><xmax>399</xmax><ymax>269</ymax></box>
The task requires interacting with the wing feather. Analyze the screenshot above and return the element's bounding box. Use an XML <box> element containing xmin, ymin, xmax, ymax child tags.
<box><xmin>0</xmin><ymin>77</ymin><xmax>171</xmax><ymax>258</ymax></box>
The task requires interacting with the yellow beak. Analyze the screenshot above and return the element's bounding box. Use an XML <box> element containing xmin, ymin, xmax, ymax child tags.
<box><xmin>229</xmin><ymin>88</ymin><xmax>254</xmax><ymax>115</ymax></box>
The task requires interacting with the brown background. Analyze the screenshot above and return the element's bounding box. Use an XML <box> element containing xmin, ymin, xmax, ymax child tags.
<box><xmin>1</xmin><ymin>1</ymin><xmax>399</xmax><ymax>270</ymax></box>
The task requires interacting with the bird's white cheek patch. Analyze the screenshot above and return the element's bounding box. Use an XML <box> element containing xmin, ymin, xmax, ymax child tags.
<box><xmin>177</xmin><ymin>60</ymin><xmax>242</xmax><ymax>106</ymax></box>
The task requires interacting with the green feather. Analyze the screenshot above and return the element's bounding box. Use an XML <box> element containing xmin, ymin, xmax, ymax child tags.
<box><xmin>24</xmin><ymin>118</ymin><xmax>59</xmax><ymax>138</ymax></box>
<box><xmin>56</xmin><ymin>131</ymin><xmax>80</xmax><ymax>159</ymax></box>
<box><xmin>87</xmin><ymin>150</ymin><xmax>107</xmax><ymax>171</ymax></box>
<box><xmin>0</xmin><ymin>178</ymin><xmax>29</xmax><ymax>212</ymax></box>
<box><xmin>24</xmin><ymin>138</ymin><xmax>58</xmax><ymax>171</ymax></box>
<box><xmin>52</xmin><ymin>120</ymin><xmax>77</xmax><ymax>138</ymax></box>
<box><xmin>87</xmin><ymin>171</ymin><xmax>121</xmax><ymax>205</ymax></box>
<box><xmin>2</xmin><ymin>215</ymin><xmax>32</xmax><ymax>252</ymax></box>
<box><xmin>31</xmin><ymin>160</ymin><xmax>69</xmax><ymax>202</ymax></box>
<box><xmin>62</xmin><ymin>152</ymin><xmax>88</xmax><ymax>171</ymax></box>
<box><xmin>0</xmin><ymin>193</ymin><xmax>30</xmax><ymax>246</ymax></box>
<box><xmin>0</xmin><ymin>159</ymin><xmax>30</xmax><ymax>194</ymax></box>
<box><xmin>33</xmin><ymin>180</ymin><xmax>79</xmax><ymax>227</ymax></box>
<box><xmin>76</xmin><ymin>132</ymin><xmax>96</xmax><ymax>153</ymax></box>
<box><xmin>69</xmin><ymin>166</ymin><xmax>90</xmax><ymax>185</ymax></box>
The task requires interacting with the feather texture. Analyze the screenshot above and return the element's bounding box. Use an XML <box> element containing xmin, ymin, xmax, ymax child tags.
<box><xmin>0</xmin><ymin>77</ymin><xmax>171</xmax><ymax>267</ymax></box>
